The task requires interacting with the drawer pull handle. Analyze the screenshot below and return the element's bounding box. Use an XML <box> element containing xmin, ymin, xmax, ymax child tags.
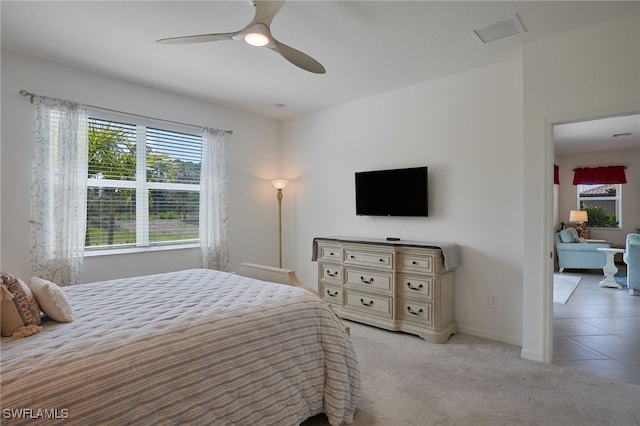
<box><xmin>379</xmin><ymin>258</ymin><xmax>385</xmax><ymax>262</ymax></box>
<box><xmin>326</xmin><ymin>290</ymin><xmax>339</xmax><ymax>297</ymax></box>
<box><xmin>407</xmin><ymin>306</ymin><xmax>424</xmax><ymax>315</ymax></box>
<box><xmin>349</xmin><ymin>255</ymin><xmax>356</xmax><ymax>259</ymax></box>
<box><xmin>329</xmin><ymin>252</ymin><xmax>334</xmax><ymax>256</ymax></box>
<box><xmin>412</xmin><ymin>261</ymin><xmax>418</xmax><ymax>265</ymax></box>
<box><xmin>407</xmin><ymin>282</ymin><xmax>423</xmax><ymax>291</ymax></box>
<box><xmin>360</xmin><ymin>276</ymin><xmax>374</xmax><ymax>284</ymax></box>
<box><xmin>360</xmin><ymin>298</ymin><xmax>374</xmax><ymax>307</ymax></box>
<box><xmin>327</xmin><ymin>270</ymin><xmax>338</xmax><ymax>277</ymax></box>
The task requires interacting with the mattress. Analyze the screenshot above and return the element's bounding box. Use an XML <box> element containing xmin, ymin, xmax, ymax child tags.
<box><xmin>1</xmin><ymin>269</ymin><xmax>361</xmax><ymax>425</ymax></box>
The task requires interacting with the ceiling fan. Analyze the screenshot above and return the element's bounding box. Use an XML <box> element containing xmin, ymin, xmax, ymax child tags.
<box><xmin>156</xmin><ymin>0</ymin><xmax>325</xmax><ymax>74</ymax></box>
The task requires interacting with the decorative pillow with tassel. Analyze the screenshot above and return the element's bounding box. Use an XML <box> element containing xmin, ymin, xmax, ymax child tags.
<box><xmin>1</xmin><ymin>272</ymin><xmax>42</xmax><ymax>339</ymax></box>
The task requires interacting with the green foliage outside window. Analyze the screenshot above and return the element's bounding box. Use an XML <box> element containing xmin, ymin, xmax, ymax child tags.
<box><xmin>583</xmin><ymin>206</ymin><xmax>618</xmax><ymax>228</ymax></box>
<box><xmin>87</xmin><ymin>122</ymin><xmax>136</xmax><ymax>246</ymax></box>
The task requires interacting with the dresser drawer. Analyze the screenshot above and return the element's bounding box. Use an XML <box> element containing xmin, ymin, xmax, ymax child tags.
<box><xmin>397</xmin><ymin>253</ymin><xmax>435</xmax><ymax>274</ymax></box>
<box><xmin>319</xmin><ymin>263</ymin><xmax>342</xmax><ymax>283</ymax></box>
<box><xmin>345</xmin><ymin>291</ymin><xmax>392</xmax><ymax>318</ymax></box>
<box><xmin>398</xmin><ymin>274</ymin><xmax>433</xmax><ymax>300</ymax></box>
<box><xmin>344</xmin><ymin>249</ymin><xmax>393</xmax><ymax>269</ymax></box>
<box><xmin>345</xmin><ymin>268</ymin><xmax>393</xmax><ymax>293</ymax></box>
<box><xmin>320</xmin><ymin>284</ymin><xmax>343</xmax><ymax>305</ymax></box>
<box><xmin>318</xmin><ymin>245</ymin><xmax>343</xmax><ymax>262</ymax></box>
<box><xmin>398</xmin><ymin>299</ymin><xmax>433</xmax><ymax>325</ymax></box>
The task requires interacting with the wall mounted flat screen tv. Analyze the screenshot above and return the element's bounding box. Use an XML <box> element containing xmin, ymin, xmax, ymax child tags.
<box><xmin>355</xmin><ymin>166</ymin><xmax>428</xmax><ymax>217</ymax></box>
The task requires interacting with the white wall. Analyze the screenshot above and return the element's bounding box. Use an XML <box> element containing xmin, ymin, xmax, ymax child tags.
<box><xmin>281</xmin><ymin>57</ymin><xmax>525</xmax><ymax>344</ymax></box>
<box><xmin>522</xmin><ymin>12</ymin><xmax>640</xmax><ymax>361</ymax></box>
<box><xmin>556</xmin><ymin>148</ymin><xmax>640</xmax><ymax>247</ymax></box>
<box><xmin>1</xmin><ymin>50</ymin><xmax>282</xmax><ymax>283</ymax></box>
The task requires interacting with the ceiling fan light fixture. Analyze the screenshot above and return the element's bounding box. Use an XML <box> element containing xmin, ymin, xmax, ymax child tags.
<box><xmin>240</xmin><ymin>23</ymin><xmax>272</xmax><ymax>47</ymax></box>
<box><xmin>244</xmin><ymin>32</ymin><xmax>270</xmax><ymax>47</ymax></box>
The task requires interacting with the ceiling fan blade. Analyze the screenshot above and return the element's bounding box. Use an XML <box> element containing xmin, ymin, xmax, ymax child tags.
<box><xmin>156</xmin><ymin>32</ymin><xmax>235</xmax><ymax>45</ymax></box>
<box><xmin>271</xmin><ymin>39</ymin><xmax>326</xmax><ymax>74</ymax></box>
<box><xmin>155</xmin><ymin>1</ymin><xmax>283</xmax><ymax>45</ymax></box>
<box><xmin>157</xmin><ymin>0</ymin><xmax>325</xmax><ymax>74</ymax></box>
<box><xmin>250</xmin><ymin>0</ymin><xmax>286</xmax><ymax>27</ymax></box>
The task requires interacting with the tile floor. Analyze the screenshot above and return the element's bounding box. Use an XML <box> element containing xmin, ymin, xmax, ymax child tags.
<box><xmin>553</xmin><ymin>265</ymin><xmax>640</xmax><ymax>385</ymax></box>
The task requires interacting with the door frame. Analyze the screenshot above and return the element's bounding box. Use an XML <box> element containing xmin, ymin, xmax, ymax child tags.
<box><xmin>543</xmin><ymin>105</ymin><xmax>640</xmax><ymax>362</ymax></box>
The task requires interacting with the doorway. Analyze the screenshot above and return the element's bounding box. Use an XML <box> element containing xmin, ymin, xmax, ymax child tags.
<box><xmin>551</xmin><ymin>113</ymin><xmax>640</xmax><ymax>384</ymax></box>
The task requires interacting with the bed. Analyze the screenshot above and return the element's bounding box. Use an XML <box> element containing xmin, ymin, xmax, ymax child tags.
<box><xmin>0</xmin><ymin>267</ymin><xmax>361</xmax><ymax>425</ymax></box>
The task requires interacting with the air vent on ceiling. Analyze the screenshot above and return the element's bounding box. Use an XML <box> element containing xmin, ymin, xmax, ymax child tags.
<box><xmin>471</xmin><ymin>14</ymin><xmax>526</xmax><ymax>44</ymax></box>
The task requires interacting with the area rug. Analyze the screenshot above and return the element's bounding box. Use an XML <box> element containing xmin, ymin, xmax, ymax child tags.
<box><xmin>553</xmin><ymin>274</ymin><xmax>581</xmax><ymax>304</ymax></box>
<box><xmin>615</xmin><ymin>276</ymin><xmax>629</xmax><ymax>288</ymax></box>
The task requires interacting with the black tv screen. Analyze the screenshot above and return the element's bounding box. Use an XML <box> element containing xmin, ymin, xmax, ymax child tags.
<box><xmin>355</xmin><ymin>166</ymin><xmax>428</xmax><ymax>217</ymax></box>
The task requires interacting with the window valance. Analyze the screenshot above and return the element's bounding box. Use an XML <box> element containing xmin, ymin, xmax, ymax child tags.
<box><xmin>572</xmin><ymin>166</ymin><xmax>626</xmax><ymax>185</ymax></box>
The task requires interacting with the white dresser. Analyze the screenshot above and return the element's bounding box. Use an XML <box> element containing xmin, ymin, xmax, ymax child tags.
<box><xmin>314</xmin><ymin>237</ymin><xmax>458</xmax><ymax>343</ymax></box>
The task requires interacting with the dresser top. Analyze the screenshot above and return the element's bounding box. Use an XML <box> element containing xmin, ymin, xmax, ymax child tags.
<box><xmin>312</xmin><ymin>236</ymin><xmax>461</xmax><ymax>270</ymax></box>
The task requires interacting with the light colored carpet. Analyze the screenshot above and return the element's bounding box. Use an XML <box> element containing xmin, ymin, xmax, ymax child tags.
<box><xmin>303</xmin><ymin>321</ymin><xmax>640</xmax><ymax>426</ymax></box>
<box><xmin>553</xmin><ymin>273</ymin><xmax>582</xmax><ymax>304</ymax></box>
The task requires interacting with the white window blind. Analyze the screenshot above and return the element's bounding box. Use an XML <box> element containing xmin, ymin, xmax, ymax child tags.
<box><xmin>86</xmin><ymin>115</ymin><xmax>201</xmax><ymax>251</ymax></box>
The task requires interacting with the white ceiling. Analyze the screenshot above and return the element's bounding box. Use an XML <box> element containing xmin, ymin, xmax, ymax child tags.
<box><xmin>2</xmin><ymin>1</ymin><xmax>638</xmax><ymax>153</ymax></box>
<box><xmin>554</xmin><ymin>114</ymin><xmax>640</xmax><ymax>155</ymax></box>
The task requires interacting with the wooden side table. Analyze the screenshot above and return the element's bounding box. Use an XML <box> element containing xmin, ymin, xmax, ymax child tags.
<box><xmin>596</xmin><ymin>248</ymin><xmax>626</xmax><ymax>289</ymax></box>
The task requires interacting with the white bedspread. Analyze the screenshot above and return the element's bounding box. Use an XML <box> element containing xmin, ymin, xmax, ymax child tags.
<box><xmin>1</xmin><ymin>269</ymin><xmax>361</xmax><ymax>425</ymax></box>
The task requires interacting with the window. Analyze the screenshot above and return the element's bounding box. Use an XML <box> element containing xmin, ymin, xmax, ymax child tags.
<box><xmin>85</xmin><ymin>114</ymin><xmax>201</xmax><ymax>251</ymax></box>
<box><xmin>577</xmin><ymin>184</ymin><xmax>621</xmax><ymax>229</ymax></box>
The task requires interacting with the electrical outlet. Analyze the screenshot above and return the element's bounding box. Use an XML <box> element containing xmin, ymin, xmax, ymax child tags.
<box><xmin>488</xmin><ymin>294</ymin><xmax>497</xmax><ymax>309</ymax></box>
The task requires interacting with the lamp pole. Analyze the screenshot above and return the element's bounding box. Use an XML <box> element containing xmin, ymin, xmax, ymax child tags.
<box><xmin>271</xmin><ymin>180</ymin><xmax>288</xmax><ymax>268</ymax></box>
<box><xmin>276</xmin><ymin>188</ymin><xmax>283</xmax><ymax>268</ymax></box>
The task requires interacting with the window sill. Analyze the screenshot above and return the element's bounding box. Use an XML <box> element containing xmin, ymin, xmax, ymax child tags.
<box><xmin>84</xmin><ymin>243</ymin><xmax>199</xmax><ymax>257</ymax></box>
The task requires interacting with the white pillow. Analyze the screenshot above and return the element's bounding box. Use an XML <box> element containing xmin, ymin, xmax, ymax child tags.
<box><xmin>28</xmin><ymin>277</ymin><xmax>74</xmax><ymax>323</ymax></box>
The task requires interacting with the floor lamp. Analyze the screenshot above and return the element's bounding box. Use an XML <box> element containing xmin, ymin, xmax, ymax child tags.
<box><xmin>271</xmin><ymin>180</ymin><xmax>288</xmax><ymax>268</ymax></box>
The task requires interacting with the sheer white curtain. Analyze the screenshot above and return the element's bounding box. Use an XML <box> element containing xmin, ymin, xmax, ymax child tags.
<box><xmin>199</xmin><ymin>128</ymin><xmax>230</xmax><ymax>271</ymax></box>
<box><xmin>30</xmin><ymin>97</ymin><xmax>89</xmax><ymax>285</ymax></box>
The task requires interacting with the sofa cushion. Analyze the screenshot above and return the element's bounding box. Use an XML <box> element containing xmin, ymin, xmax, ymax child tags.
<box><xmin>624</xmin><ymin>233</ymin><xmax>640</xmax><ymax>264</ymax></box>
<box><xmin>560</xmin><ymin>242</ymin><xmax>610</xmax><ymax>252</ymax></box>
<box><xmin>560</xmin><ymin>228</ymin><xmax>580</xmax><ymax>243</ymax></box>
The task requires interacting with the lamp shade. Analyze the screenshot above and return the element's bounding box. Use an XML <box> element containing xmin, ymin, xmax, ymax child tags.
<box><xmin>271</xmin><ymin>180</ymin><xmax>288</xmax><ymax>190</ymax></box>
<box><xmin>569</xmin><ymin>210</ymin><xmax>588</xmax><ymax>223</ymax></box>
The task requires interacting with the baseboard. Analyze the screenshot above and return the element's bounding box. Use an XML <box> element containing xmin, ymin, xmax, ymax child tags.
<box><xmin>456</xmin><ymin>324</ymin><xmax>522</xmax><ymax>347</ymax></box>
<box><xmin>457</xmin><ymin>326</ymin><xmax>546</xmax><ymax>363</ymax></box>
<box><xmin>520</xmin><ymin>348</ymin><xmax>545</xmax><ymax>363</ymax></box>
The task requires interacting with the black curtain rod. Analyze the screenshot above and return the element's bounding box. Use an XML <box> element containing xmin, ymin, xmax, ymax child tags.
<box><xmin>572</xmin><ymin>166</ymin><xmax>627</xmax><ymax>171</ymax></box>
<box><xmin>19</xmin><ymin>89</ymin><xmax>233</xmax><ymax>135</ymax></box>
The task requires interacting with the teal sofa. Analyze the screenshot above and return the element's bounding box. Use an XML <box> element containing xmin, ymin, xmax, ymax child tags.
<box><xmin>555</xmin><ymin>228</ymin><xmax>611</xmax><ymax>272</ymax></box>
<box><xmin>623</xmin><ymin>233</ymin><xmax>639</xmax><ymax>296</ymax></box>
